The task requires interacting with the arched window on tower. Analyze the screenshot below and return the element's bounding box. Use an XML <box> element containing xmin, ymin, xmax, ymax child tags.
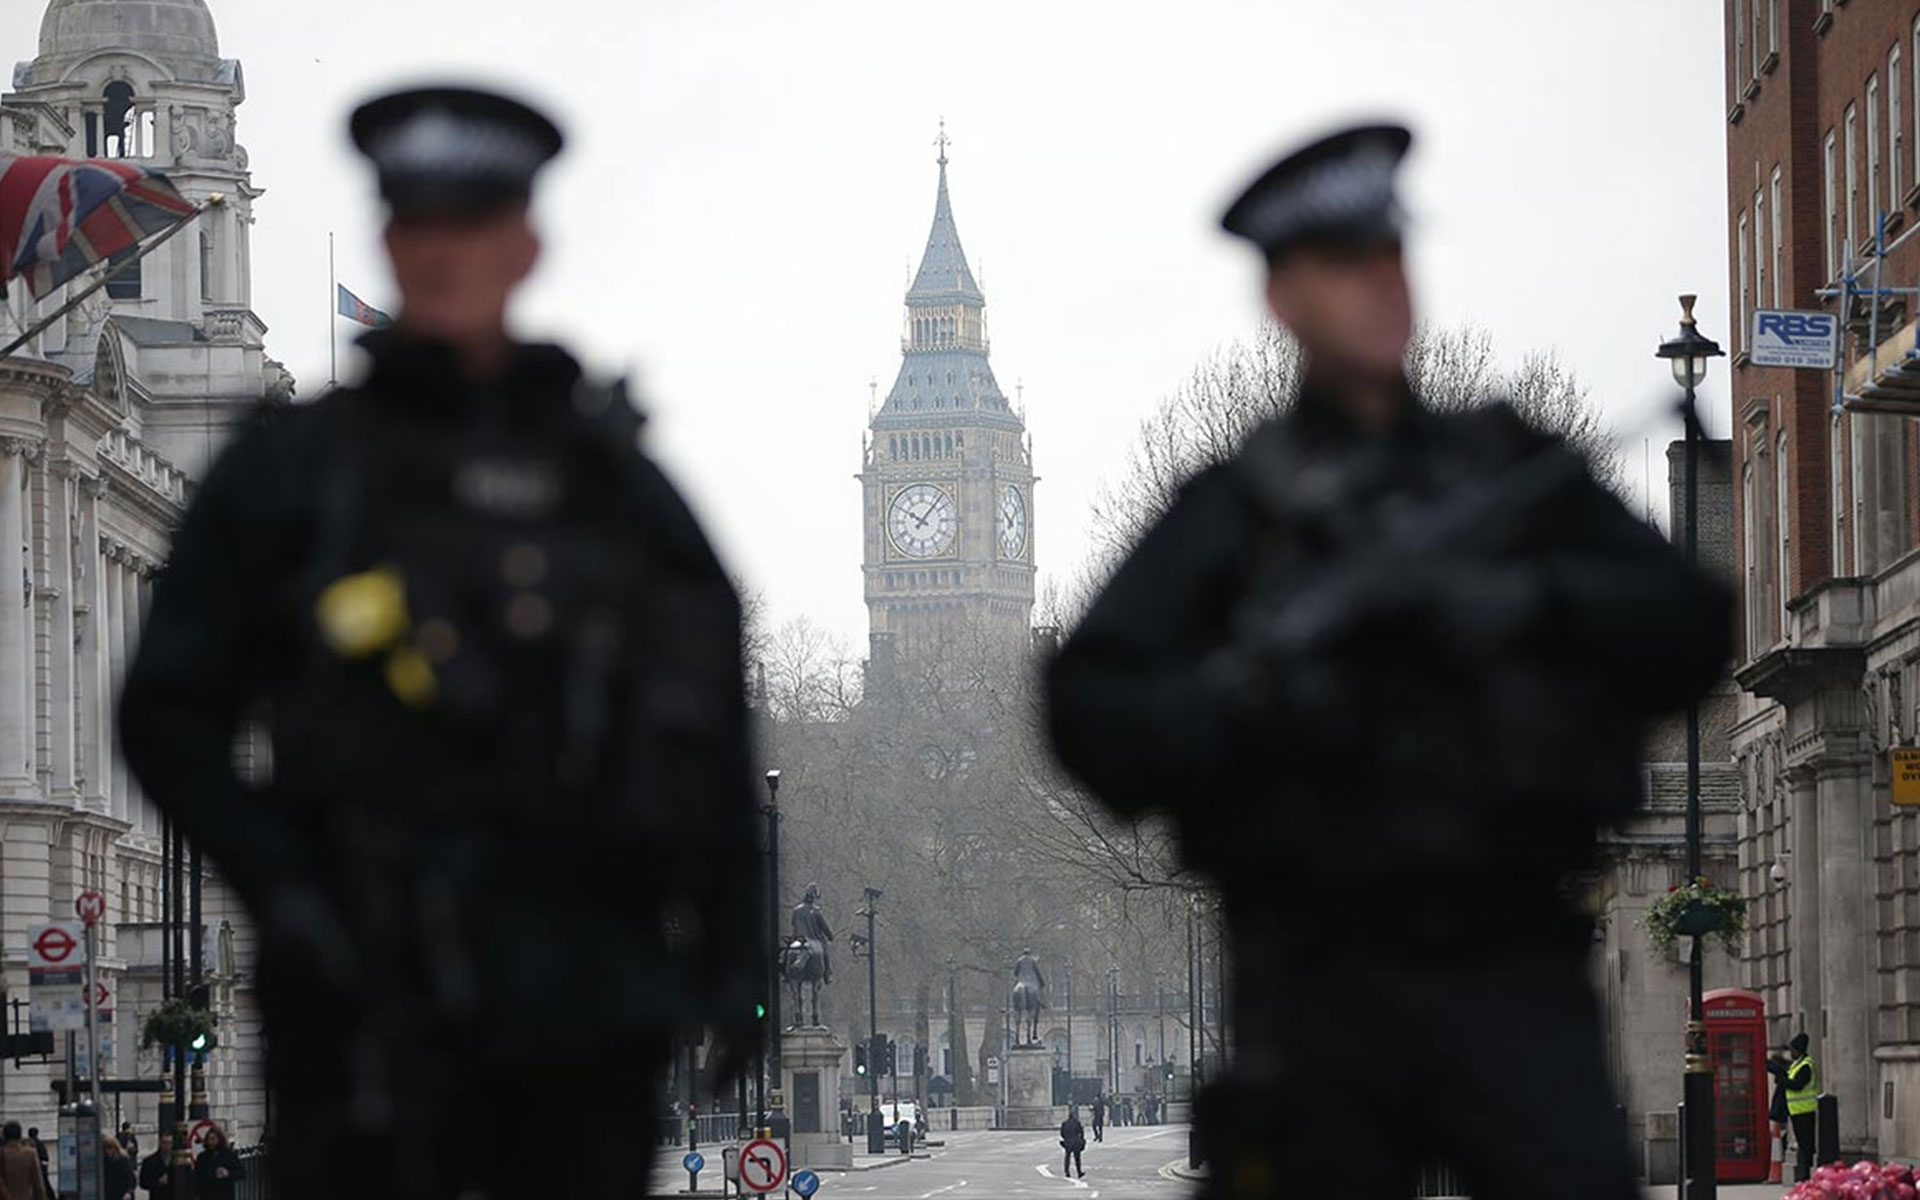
<box><xmin>944</xmin><ymin>435</ymin><xmax>954</xmax><ymax>457</ymax></box>
<box><xmin>100</xmin><ymin>82</ymin><xmax>144</xmax><ymax>158</ymax></box>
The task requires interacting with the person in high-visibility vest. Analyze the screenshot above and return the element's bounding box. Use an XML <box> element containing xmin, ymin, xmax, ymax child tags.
<box><xmin>1785</xmin><ymin>1032</ymin><xmax>1818</xmax><ymax>1181</ymax></box>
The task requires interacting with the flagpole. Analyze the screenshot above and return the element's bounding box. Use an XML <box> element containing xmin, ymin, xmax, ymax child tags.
<box><xmin>328</xmin><ymin>230</ymin><xmax>338</xmax><ymax>389</ymax></box>
<box><xmin>0</xmin><ymin>198</ymin><xmax>219</xmax><ymax>362</ymax></box>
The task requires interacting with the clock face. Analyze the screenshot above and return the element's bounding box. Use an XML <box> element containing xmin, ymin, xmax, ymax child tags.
<box><xmin>998</xmin><ymin>484</ymin><xmax>1028</xmax><ymax>558</ymax></box>
<box><xmin>888</xmin><ymin>483</ymin><xmax>957</xmax><ymax>559</ymax></box>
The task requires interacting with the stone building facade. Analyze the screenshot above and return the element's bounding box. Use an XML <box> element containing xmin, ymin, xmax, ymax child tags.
<box><xmin>1721</xmin><ymin>0</ymin><xmax>1920</xmax><ymax>1162</ymax></box>
<box><xmin>860</xmin><ymin>141</ymin><xmax>1036</xmax><ymax>666</ymax></box>
<box><xmin>0</xmin><ymin>0</ymin><xmax>281</xmax><ymax>1144</ymax></box>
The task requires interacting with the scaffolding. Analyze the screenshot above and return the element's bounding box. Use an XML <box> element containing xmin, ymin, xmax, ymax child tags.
<box><xmin>1821</xmin><ymin>209</ymin><xmax>1920</xmax><ymax>415</ymax></box>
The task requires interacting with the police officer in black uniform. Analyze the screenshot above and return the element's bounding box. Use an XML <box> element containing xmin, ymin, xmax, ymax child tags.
<box><xmin>120</xmin><ymin>86</ymin><xmax>762</xmax><ymax>1199</ymax></box>
<box><xmin>1045</xmin><ymin>124</ymin><xmax>1731</xmax><ymax>1199</ymax></box>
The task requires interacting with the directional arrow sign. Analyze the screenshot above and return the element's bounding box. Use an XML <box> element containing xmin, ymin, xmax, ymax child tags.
<box><xmin>682</xmin><ymin>1151</ymin><xmax>705</xmax><ymax>1175</ymax></box>
<box><xmin>738</xmin><ymin>1138</ymin><xmax>787</xmax><ymax>1194</ymax></box>
<box><xmin>791</xmin><ymin>1167</ymin><xmax>821</xmax><ymax>1197</ymax></box>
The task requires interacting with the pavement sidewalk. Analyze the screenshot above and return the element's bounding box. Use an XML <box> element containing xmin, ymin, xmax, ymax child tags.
<box><xmin>651</xmin><ymin>1142</ymin><xmax>920</xmax><ymax>1192</ymax></box>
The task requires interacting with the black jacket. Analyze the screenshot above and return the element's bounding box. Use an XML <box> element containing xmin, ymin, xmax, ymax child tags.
<box><xmin>1060</xmin><ymin>1116</ymin><xmax>1086</xmax><ymax>1152</ymax></box>
<box><xmin>104</xmin><ymin>1154</ymin><xmax>135</xmax><ymax>1200</ymax></box>
<box><xmin>138</xmin><ymin>1148</ymin><xmax>173</xmax><ymax>1199</ymax></box>
<box><xmin>1767</xmin><ymin>1057</ymin><xmax>1790</xmax><ymax>1123</ymax></box>
<box><xmin>119</xmin><ymin>335</ymin><xmax>763</xmax><ymax>1073</ymax></box>
<box><xmin>191</xmin><ymin>1145</ymin><xmax>244</xmax><ymax>1200</ymax></box>
<box><xmin>1048</xmin><ymin>389</ymin><xmax>1730</xmax><ymax>941</ymax></box>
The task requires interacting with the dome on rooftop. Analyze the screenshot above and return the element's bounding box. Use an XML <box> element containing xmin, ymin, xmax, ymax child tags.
<box><xmin>38</xmin><ymin>0</ymin><xmax>220</xmax><ymax>64</ymax></box>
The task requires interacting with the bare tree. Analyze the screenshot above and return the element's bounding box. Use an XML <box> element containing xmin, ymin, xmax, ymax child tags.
<box><xmin>1088</xmin><ymin>321</ymin><xmax>1621</xmax><ymax>566</ymax></box>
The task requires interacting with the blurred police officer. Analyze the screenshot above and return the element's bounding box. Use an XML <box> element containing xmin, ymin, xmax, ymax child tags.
<box><xmin>121</xmin><ymin>86</ymin><xmax>762</xmax><ymax>1199</ymax></box>
<box><xmin>1046</xmin><ymin>124</ymin><xmax>1730</xmax><ymax>1199</ymax></box>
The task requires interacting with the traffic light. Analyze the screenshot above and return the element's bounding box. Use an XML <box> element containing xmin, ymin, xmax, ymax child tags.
<box><xmin>882</xmin><ymin>1036</ymin><xmax>896</xmax><ymax>1075</ymax></box>
<box><xmin>914</xmin><ymin>1045</ymin><xmax>927</xmax><ymax>1078</ymax></box>
<box><xmin>754</xmin><ymin>999</ymin><xmax>768</xmax><ymax>1023</ymax></box>
<box><xmin>186</xmin><ymin>983</ymin><xmax>215</xmax><ymax>1053</ymax></box>
<box><xmin>1164</xmin><ymin>1064</ymin><xmax>1175</xmax><ymax>1082</ymax></box>
<box><xmin>854</xmin><ymin>1043</ymin><xmax>868</xmax><ymax>1076</ymax></box>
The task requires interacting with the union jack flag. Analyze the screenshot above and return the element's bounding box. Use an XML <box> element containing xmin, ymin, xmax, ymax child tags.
<box><xmin>0</xmin><ymin>154</ymin><xmax>196</xmax><ymax>300</ymax></box>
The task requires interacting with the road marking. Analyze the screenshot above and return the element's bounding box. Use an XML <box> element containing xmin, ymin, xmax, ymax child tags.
<box><xmin>1034</xmin><ymin>1164</ymin><xmax>1090</xmax><ymax>1190</ymax></box>
<box><xmin>918</xmin><ymin>1183</ymin><xmax>967</xmax><ymax>1198</ymax></box>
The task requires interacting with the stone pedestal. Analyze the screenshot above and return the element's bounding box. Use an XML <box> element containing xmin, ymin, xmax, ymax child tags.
<box><xmin>781</xmin><ymin>1026</ymin><xmax>852</xmax><ymax>1170</ymax></box>
<box><xmin>1003</xmin><ymin>1046</ymin><xmax>1057</xmax><ymax>1129</ymax></box>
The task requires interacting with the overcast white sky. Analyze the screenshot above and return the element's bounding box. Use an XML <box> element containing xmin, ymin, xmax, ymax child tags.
<box><xmin>6</xmin><ymin>1</ymin><xmax>1732</xmax><ymax>650</ymax></box>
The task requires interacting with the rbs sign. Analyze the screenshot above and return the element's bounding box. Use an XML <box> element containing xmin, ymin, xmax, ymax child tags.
<box><xmin>1750</xmin><ymin>309</ymin><xmax>1841</xmax><ymax>370</ymax></box>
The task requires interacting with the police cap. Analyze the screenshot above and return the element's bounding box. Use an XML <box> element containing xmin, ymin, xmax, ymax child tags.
<box><xmin>350</xmin><ymin>86</ymin><xmax>563</xmax><ymax>219</ymax></box>
<box><xmin>1221</xmin><ymin>122</ymin><xmax>1412</xmax><ymax>262</ymax></box>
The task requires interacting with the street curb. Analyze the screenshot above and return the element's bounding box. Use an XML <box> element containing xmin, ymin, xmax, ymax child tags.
<box><xmin>1161</xmin><ymin>1157</ymin><xmax>1207</xmax><ymax>1183</ymax></box>
<box><xmin>814</xmin><ymin>1155</ymin><xmax>919</xmax><ymax>1174</ymax></box>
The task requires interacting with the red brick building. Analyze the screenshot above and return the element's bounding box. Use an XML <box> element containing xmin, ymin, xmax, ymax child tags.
<box><xmin>1724</xmin><ymin>0</ymin><xmax>1920</xmax><ymax>1161</ymax></box>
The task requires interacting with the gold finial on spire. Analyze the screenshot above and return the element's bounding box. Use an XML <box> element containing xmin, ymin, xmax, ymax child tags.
<box><xmin>935</xmin><ymin>117</ymin><xmax>950</xmax><ymax>167</ymax></box>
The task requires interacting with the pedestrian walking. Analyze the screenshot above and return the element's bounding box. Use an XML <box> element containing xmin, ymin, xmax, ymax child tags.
<box><xmin>138</xmin><ymin>1129</ymin><xmax>176</xmax><ymax>1200</ymax></box>
<box><xmin>117</xmin><ymin>1125</ymin><xmax>138</xmax><ymax>1168</ymax></box>
<box><xmin>191</xmin><ymin>1126</ymin><xmax>244</xmax><ymax>1200</ymax></box>
<box><xmin>1046</xmin><ymin>121</ymin><xmax>1730</xmax><ymax>1200</ymax></box>
<box><xmin>1786</xmin><ymin>1032</ymin><xmax>1819</xmax><ymax>1181</ymax></box>
<box><xmin>119</xmin><ymin>84</ymin><xmax>762</xmax><ymax>1200</ymax></box>
<box><xmin>1059</xmin><ymin>1107</ymin><xmax>1086</xmax><ymax>1179</ymax></box>
<box><xmin>1090</xmin><ymin>1094</ymin><xmax>1105</xmax><ymax>1143</ymax></box>
<box><xmin>102</xmin><ymin>1137</ymin><xmax>135</xmax><ymax>1200</ymax></box>
<box><xmin>23</xmin><ymin>1129</ymin><xmax>47</xmax><ymax>1198</ymax></box>
<box><xmin>2</xmin><ymin>1122</ymin><xmax>44</xmax><ymax>1200</ymax></box>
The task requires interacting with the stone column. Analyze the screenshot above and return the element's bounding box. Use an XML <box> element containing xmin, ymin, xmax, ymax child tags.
<box><xmin>43</xmin><ymin>467</ymin><xmax>76</xmax><ymax>802</ymax></box>
<box><xmin>104</xmin><ymin>548</ymin><xmax>124</xmax><ymax>822</ymax></box>
<box><xmin>1816</xmin><ymin>756</ymin><xmax>1876</xmax><ymax>1156</ymax></box>
<box><xmin>121</xmin><ymin>558</ymin><xmax>144</xmax><ymax>831</ymax></box>
<box><xmin>1788</xmin><ymin>764</ymin><xmax>1823</xmax><ymax>1041</ymax></box>
<box><xmin>0</xmin><ymin>439</ymin><xmax>34</xmax><ymax>796</ymax></box>
<box><xmin>75</xmin><ymin>480</ymin><xmax>105</xmax><ymax>812</ymax></box>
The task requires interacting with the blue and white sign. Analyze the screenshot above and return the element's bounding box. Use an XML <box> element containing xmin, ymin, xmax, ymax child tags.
<box><xmin>1750</xmin><ymin>309</ymin><xmax>1842</xmax><ymax>370</ymax></box>
<box><xmin>791</xmin><ymin>1168</ymin><xmax>821</xmax><ymax>1197</ymax></box>
<box><xmin>683</xmin><ymin>1151</ymin><xmax>705</xmax><ymax>1175</ymax></box>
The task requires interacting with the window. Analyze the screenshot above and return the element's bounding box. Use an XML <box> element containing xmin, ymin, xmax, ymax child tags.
<box><xmin>1738</xmin><ymin>212</ymin><xmax>1752</xmax><ymax>347</ymax></box>
<box><xmin>1826</xmin><ymin>130</ymin><xmax>1840</xmax><ymax>278</ymax></box>
<box><xmin>1771</xmin><ymin>166</ymin><xmax>1785</xmax><ymax>307</ymax></box>
<box><xmin>1744</xmin><ymin>462</ymin><xmax>1758</xmax><ymax>660</ymax></box>
<box><xmin>1734</xmin><ymin>0</ymin><xmax>1747</xmax><ymax>97</ymax></box>
<box><xmin>1754</xmin><ymin>192</ymin><xmax>1767</xmax><ymax>320</ymax></box>
<box><xmin>1768</xmin><ymin>0</ymin><xmax>1778</xmax><ymax>57</ymax></box>
<box><xmin>1893</xmin><ymin>46</ymin><xmax>1905</xmax><ymax>205</ymax></box>
<box><xmin>1832</xmin><ymin>414</ymin><xmax>1846</xmax><ymax>575</ymax></box>
<box><xmin>1777</xmin><ymin>432</ymin><xmax>1791</xmax><ymax>639</ymax></box>
<box><xmin>1869</xmin><ymin>76</ymin><xmax>1882</xmax><ymax>233</ymax></box>
<box><xmin>1846</xmin><ymin>104</ymin><xmax>1860</xmax><ymax>255</ymax></box>
<box><xmin>1753</xmin><ymin>0</ymin><xmax>1764</xmax><ymax>77</ymax></box>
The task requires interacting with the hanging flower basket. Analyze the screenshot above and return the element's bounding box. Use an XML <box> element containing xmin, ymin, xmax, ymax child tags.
<box><xmin>139</xmin><ymin>998</ymin><xmax>216</xmax><ymax>1051</ymax></box>
<box><xmin>1642</xmin><ymin>877</ymin><xmax>1746</xmax><ymax>960</ymax></box>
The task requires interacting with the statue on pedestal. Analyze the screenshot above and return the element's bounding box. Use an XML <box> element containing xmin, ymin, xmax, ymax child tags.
<box><xmin>781</xmin><ymin>883</ymin><xmax>834</xmax><ymax>1028</ymax></box>
<box><xmin>1012</xmin><ymin>948</ymin><xmax>1047</xmax><ymax>1046</ymax></box>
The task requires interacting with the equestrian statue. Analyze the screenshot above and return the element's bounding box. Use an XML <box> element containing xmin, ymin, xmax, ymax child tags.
<box><xmin>1012</xmin><ymin>949</ymin><xmax>1047</xmax><ymax>1047</ymax></box>
<box><xmin>781</xmin><ymin>883</ymin><xmax>835</xmax><ymax>1028</ymax></box>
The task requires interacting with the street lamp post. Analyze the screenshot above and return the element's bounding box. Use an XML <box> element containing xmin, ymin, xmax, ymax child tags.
<box><xmin>762</xmin><ymin>769</ymin><xmax>782</xmax><ymax>1133</ymax></box>
<box><xmin>1107</xmin><ymin>965</ymin><xmax>1119</xmax><ymax>1099</ymax></box>
<box><xmin>1064</xmin><ymin>959</ymin><xmax>1073</xmax><ymax>1102</ymax></box>
<box><xmin>1655</xmin><ymin>293</ymin><xmax>1724</xmax><ymax>1200</ymax></box>
<box><xmin>860</xmin><ymin>887</ymin><xmax>883</xmax><ymax>1153</ymax></box>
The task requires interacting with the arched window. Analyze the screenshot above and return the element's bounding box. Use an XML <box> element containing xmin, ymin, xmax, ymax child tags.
<box><xmin>101</xmin><ymin>81</ymin><xmax>140</xmax><ymax>158</ymax></box>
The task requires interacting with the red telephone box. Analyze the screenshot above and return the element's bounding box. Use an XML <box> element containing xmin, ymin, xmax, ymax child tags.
<box><xmin>1702</xmin><ymin>988</ymin><xmax>1770</xmax><ymax>1184</ymax></box>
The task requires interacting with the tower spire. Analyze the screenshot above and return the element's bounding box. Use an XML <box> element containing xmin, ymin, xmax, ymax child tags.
<box><xmin>935</xmin><ymin>117</ymin><xmax>950</xmax><ymax>168</ymax></box>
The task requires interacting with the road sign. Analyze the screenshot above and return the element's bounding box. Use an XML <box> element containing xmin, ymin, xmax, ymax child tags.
<box><xmin>1894</xmin><ymin>749</ymin><xmax>1920</xmax><ymax>805</ymax></box>
<box><xmin>188</xmin><ymin>1120</ymin><xmax>215</xmax><ymax>1157</ymax></box>
<box><xmin>84</xmin><ymin>981</ymin><xmax>110</xmax><ymax>1012</ymax></box>
<box><xmin>1750</xmin><ymin>309</ymin><xmax>1841</xmax><ymax>370</ymax></box>
<box><xmin>792</xmin><ymin>1167</ymin><xmax>821</xmax><ymax>1197</ymax></box>
<box><xmin>738</xmin><ymin>1138</ymin><xmax>787</xmax><ymax>1194</ymax></box>
<box><xmin>683</xmin><ymin>1151</ymin><xmax>705</xmax><ymax>1175</ymax></box>
<box><xmin>28</xmin><ymin>923</ymin><xmax>80</xmax><ymax>969</ymax></box>
<box><xmin>75</xmin><ymin>890</ymin><xmax>106</xmax><ymax>926</ymax></box>
<box><xmin>722</xmin><ymin>1145</ymin><xmax>740</xmax><ymax>1183</ymax></box>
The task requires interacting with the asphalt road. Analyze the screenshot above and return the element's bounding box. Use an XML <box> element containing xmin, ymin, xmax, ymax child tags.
<box><xmin>817</xmin><ymin>1125</ymin><xmax>1198</xmax><ymax>1200</ymax></box>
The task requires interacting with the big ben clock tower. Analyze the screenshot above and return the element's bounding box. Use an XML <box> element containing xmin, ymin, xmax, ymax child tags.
<box><xmin>861</xmin><ymin>133</ymin><xmax>1036</xmax><ymax>662</ymax></box>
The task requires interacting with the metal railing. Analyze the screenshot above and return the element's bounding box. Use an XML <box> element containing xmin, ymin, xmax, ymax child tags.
<box><xmin>234</xmin><ymin>1143</ymin><xmax>273</xmax><ymax>1200</ymax></box>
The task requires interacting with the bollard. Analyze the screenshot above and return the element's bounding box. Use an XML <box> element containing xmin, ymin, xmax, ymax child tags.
<box><xmin>1815</xmin><ymin>1094</ymin><xmax>1840</xmax><ymax>1167</ymax></box>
